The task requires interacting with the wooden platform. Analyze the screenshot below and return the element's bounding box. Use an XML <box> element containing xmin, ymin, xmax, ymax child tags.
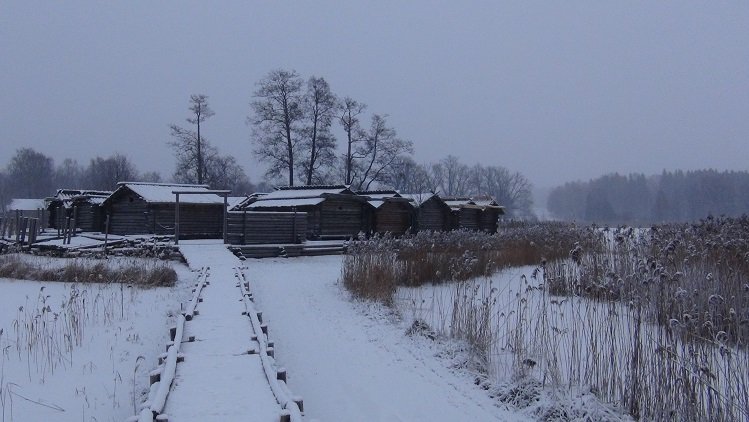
<box><xmin>230</xmin><ymin>241</ymin><xmax>346</xmax><ymax>259</ymax></box>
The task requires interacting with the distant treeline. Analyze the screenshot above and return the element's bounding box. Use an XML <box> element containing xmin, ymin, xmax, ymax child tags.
<box><xmin>548</xmin><ymin>170</ymin><xmax>749</xmax><ymax>224</ymax></box>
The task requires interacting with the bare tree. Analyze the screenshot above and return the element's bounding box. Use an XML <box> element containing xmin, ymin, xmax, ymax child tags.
<box><xmin>250</xmin><ymin>69</ymin><xmax>304</xmax><ymax>186</ymax></box>
<box><xmin>169</xmin><ymin>94</ymin><xmax>214</xmax><ymax>184</ymax></box>
<box><xmin>204</xmin><ymin>154</ymin><xmax>254</xmax><ymax>193</ymax></box>
<box><xmin>55</xmin><ymin>158</ymin><xmax>84</xmax><ymax>188</ymax></box>
<box><xmin>299</xmin><ymin>76</ymin><xmax>338</xmax><ymax>185</ymax></box>
<box><xmin>5</xmin><ymin>148</ymin><xmax>55</xmax><ymax>198</ymax></box>
<box><xmin>469</xmin><ymin>164</ymin><xmax>533</xmax><ymax>218</ymax></box>
<box><xmin>431</xmin><ymin>155</ymin><xmax>470</xmax><ymax>196</ymax></box>
<box><xmin>381</xmin><ymin>156</ymin><xmax>434</xmax><ymax>193</ymax></box>
<box><xmin>140</xmin><ymin>171</ymin><xmax>163</xmax><ymax>183</ymax></box>
<box><xmin>85</xmin><ymin>154</ymin><xmax>139</xmax><ymax>190</ymax></box>
<box><xmin>338</xmin><ymin>97</ymin><xmax>367</xmax><ymax>185</ymax></box>
<box><xmin>171</xmin><ymin>131</ymin><xmax>218</xmax><ymax>185</ymax></box>
<box><xmin>352</xmin><ymin>114</ymin><xmax>414</xmax><ymax>191</ymax></box>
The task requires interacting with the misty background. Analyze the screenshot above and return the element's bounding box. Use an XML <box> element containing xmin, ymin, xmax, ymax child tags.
<box><xmin>1</xmin><ymin>2</ymin><xmax>748</xmax><ymax>221</ymax></box>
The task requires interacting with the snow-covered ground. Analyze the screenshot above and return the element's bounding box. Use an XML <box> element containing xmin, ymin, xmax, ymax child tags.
<box><xmin>247</xmin><ymin>255</ymin><xmax>520</xmax><ymax>421</ymax></box>
<box><xmin>0</xmin><ymin>256</ymin><xmax>193</xmax><ymax>422</ymax></box>
<box><xmin>162</xmin><ymin>243</ymin><xmax>283</xmax><ymax>421</ymax></box>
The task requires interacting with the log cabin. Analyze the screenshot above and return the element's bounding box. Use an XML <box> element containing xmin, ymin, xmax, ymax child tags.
<box><xmin>101</xmin><ymin>182</ymin><xmax>225</xmax><ymax>238</ymax></box>
<box><xmin>471</xmin><ymin>196</ymin><xmax>505</xmax><ymax>234</ymax></box>
<box><xmin>442</xmin><ymin>197</ymin><xmax>484</xmax><ymax>231</ymax></box>
<box><xmin>246</xmin><ymin>185</ymin><xmax>372</xmax><ymax>240</ymax></box>
<box><xmin>358</xmin><ymin>190</ymin><xmax>415</xmax><ymax>236</ymax></box>
<box><xmin>46</xmin><ymin>189</ymin><xmax>112</xmax><ymax>231</ymax></box>
<box><xmin>400</xmin><ymin>193</ymin><xmax>452</xmax><ymax>232</ymax></box>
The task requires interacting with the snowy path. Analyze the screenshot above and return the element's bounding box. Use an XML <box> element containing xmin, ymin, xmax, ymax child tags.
<box><xmin>247</xmin><ymin>256</ymin><xmax>516</xmax><ymax>422</ymax></box>
<box><xmin>163</xmin><ymin>243</ymin><xmax>282</xmax><ymax>421</ymax></box>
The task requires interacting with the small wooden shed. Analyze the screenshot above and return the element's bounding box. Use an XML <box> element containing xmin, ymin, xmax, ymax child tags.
<box><xmin>401</xmin><ymin>193</ymin><xmax>452</xmax><ymax>232</ymax></box>
<box><xmin>472</xmin><ymin>196</ymin><xmax>505</xmax><ymax>234</ymax></box>
<box><xmin>47</xmin><ymin>189</ymin><xmax>112</xmax><ymax>231</ymax></box>
<box><xmin>443</xmin><ymin>197</ymin><xmax>484</xmax><ymax>231</ymax></box>
<box><xmin>358</xmin><ymin>190</ymin><xmax>415</xmax><ymax>236</ymax></box>
<box><xmin>246</xmin><ymin>185</ymin><xmax>372</xmax><ymax>240</ymax></box>
<box><xmin>102</xmin><ymin>182</ymin><xmax>225</xmax><ymax>238</ymax></box>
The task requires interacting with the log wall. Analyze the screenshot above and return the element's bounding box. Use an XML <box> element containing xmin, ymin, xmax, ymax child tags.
<box><xmin>226</xmin><ymin>211</ymin><xmax>307</xmax><ymax>245</ymax></box>
<box><xmin>318</xmin><ymin>198</ymin><xmax>371</xmax><ymax>239</ymax></box>
<box><xmin>416</xmin><ymin>198</ymin><xmax>450</xmax><ymax>231</ymax></box>
<box><xmin>373</xmin><ymin>202</ymin><xmax>413</xmax><ymax>235</ymax></box>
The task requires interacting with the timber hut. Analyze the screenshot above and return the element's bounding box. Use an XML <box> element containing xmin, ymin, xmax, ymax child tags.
<box><xmin>472</xmin><ymin>196</ymin><xmax>505</xmax><ymax>234</ymax></box>
<box><xmin>401</xmin><ymin>193</ymin><xmax>452</xmax><ymax>232</ymax></box>
<box><xmin>442</xmin><ymin>197</ymin><xmax>483</xmax><ymax>231</ymax></box>
<box><xmin>47</xmin><ymin>189</ymin><xmax>112</xmax><ymax>231</ymax></box>
<box><xmin>358</xmin><ymin>190</ymin><xmax>414</xmax><ymax>236</ymax></box>
<box><xmin>102</xmin><ymin>182</ymin><xmax>224</xmax><ymax>238</ymax></box>
<box><xmin>246</xmin><ymin>185</ymin><xmax>372</xmax><ymax>240</ymax></box>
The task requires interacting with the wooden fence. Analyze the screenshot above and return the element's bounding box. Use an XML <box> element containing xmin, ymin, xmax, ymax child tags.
<box><xmin>226</xmin><ymin>211</ymin><xmax>307</xmax><ymax>245</ymax></box>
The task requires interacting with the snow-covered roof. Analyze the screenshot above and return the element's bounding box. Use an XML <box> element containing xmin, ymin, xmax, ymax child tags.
<box><xmin>401</xmin><ymin>193</ymin><xmax>438</xmax><ymax>207</ymax></box>
<box><xmin>227</xmin><ymin>196</ymin><xmax>248</xmax><ymax>211</ymax></box>
<box><xmin>51</xmin><ymin>189</ymin><xmax>113</xmax><ymax>202</ymax></box>
<box><xmin>232</xmin><ymin>192</ymin><xmax>269</xmax><ymax>210</ymax></box>
<box><xmin>263</xmin><ymin>185</ymin><xmax>351</xmax><ymax>200</ymax></box>
<box><xmin>114</xmin><ymin>182</ymin><xmax>225</xmax><ymax>205</ymax></box>
<box><xmin>357</xmin><ymin>191</ymin><xmax>412</xmax><ymax>209</ymax></box>
<box><xmin>8</xmin><ymin>198</ymin><xmax>46</xmax><ymax>211</ymax></box>
<box><xmin>247</xmin><ymin>197</ymin><xmax>325</xmax><ymax>209</ymax></box>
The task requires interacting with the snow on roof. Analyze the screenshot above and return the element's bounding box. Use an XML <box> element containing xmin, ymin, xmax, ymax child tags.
<box><xmin>247</xmin><ymin>197</ymin><xmax>325</xmax><ymax>209</ymax></box>
<box><xmin>227</xmin><ymin>196</ymin><xmax>248</xmax><ymax>211</ymax></box>
<box><xmin>52</xmin><ymin>189</ymin><xmax>113</xmax><ymax>201</ymax></box>
<box><xmin>358</xmin><ymin>191</ymin><xmax>401</xmax><ymax>200</ymax></box>
<box><xmin>8</xmin><ymin>198</ymin><xmax>46</xmax><ymax>211</ymax></box>
<box><xmin>442</xmin><ymin>197</ymin><xmax>477</xmax><ymax>209</ymax></box>
<box><xmin>119</xmin><ymin>182</ymin><xmax>224</xmax><ymax>204</ymax></box>
<box><xmin>262</xmin><ymin>186</ymin><xmax>350</xmax><ymax>200</ymax></box>
<box><xmin>401</xmin><ymin>193</ymin><xmax>437</xmax><ymax>206</ymax></box>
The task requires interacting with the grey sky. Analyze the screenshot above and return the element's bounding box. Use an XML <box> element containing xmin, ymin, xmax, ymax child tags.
<box><xmin>1</xmin><ymin>1</ymin><xmax>747</xmax><ymax>189</ymax></box>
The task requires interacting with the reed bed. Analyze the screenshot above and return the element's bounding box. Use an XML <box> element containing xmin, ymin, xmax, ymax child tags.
<box><xmin>344</xmin><ymin>218</ymin><xmax>749</xmax><ymax>421</ymax></box>
<box><xmin>0</xmin><ymin>254</ymin><xmax>177</xmax><ymax>287</ymax></box>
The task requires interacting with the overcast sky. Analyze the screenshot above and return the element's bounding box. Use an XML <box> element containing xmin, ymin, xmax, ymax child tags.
<box><xmin>1</xmin><ymin>1</ymin><xmax>747</xmax><ymax>189</ymax></box>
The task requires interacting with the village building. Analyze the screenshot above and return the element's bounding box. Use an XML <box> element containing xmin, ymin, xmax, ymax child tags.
<box><xmin>101</xmin><ymin>182</ymin><xmax>225</xmax><ymax>238</ymax></box>
<box><xmin>400</xmin><ymin>193</ymin><xmax>452</xmax><ymax>232</ymax></box>
<box><xmin>358</xmin><ymin>190</ymin><xmax>414</xmax><ymax>236</ymax></box>
<box><xmin>46</xmin><ymin>189</ymin><xmax>112</xmax><ymax>231</ymax></box>
<box><xmin>246</xmin><ymin>185</ymin><xmax>372</xmax><ymax>240</ymax></box>
<box><xmin>471</xmin><ymin>195</ymin><xmax>505</xmax><ymax>234</ymax></box>
<box><xmin>442</xmin><ymin>196</ymin><xmax>485</xmax><ymax>231</ymax></box>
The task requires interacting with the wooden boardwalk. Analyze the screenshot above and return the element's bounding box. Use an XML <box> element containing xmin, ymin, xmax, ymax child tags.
<box><xmin>132</xmin><ymin>243</ymin><xmax>303</xmax><ymax>421</ymax></box>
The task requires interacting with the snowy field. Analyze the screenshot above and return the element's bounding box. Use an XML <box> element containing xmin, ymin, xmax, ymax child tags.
<box><xmin>0</xmin><ymin>255</ymin><xmax>192</xmax><ymax>422</ymax></box>
<box><xmin>247</xmin><ymin>255</ymin><xmax>520</xmax><ymax>421</ymax></box>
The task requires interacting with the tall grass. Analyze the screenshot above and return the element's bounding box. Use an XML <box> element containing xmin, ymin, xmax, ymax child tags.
<box><xmin>342</xmin><ymin>223</ymin><xmax>593</xmax><ymax>302</ymax></box>
<box><xmin>344</xmin><ymin>219</ymin><xmax>749</xmax><ymax>421</ymax></box>
<box><xmin>0</xmin><ymin>255</ymin><xmax>177</xmax><ymax>287</ymax></box>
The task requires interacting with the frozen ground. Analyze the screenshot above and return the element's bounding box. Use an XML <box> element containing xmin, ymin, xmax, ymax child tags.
<box><xmin>246</xmin><ymin>255</ymin><xmax>519</xmax><ymax>421</ymax></box>
<box><xmin>0</xmin><ymin>255</ymin><xmax>193</xmax><ymax>422</ymax></box>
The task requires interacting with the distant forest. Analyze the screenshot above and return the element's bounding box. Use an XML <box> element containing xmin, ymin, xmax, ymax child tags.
<box><xmin>548</xmin><ymin>170</ymin><xmax>749</xmax><ymax>224</ymax></box>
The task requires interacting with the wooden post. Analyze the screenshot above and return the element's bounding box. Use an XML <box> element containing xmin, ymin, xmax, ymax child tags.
<box><xmin>103</xmin><ymin>214</ymin><xmax>110</xmax><ymax>255</ymax></box>
<box><xmin>15</xmin><ymin>211</ymin><xmax>21</xmax><ymax>242</ymax></box>
<box><xmin>242</xmin><ymin>209</ymin><xmax>247</xmax><ymax>244</ymax></box>
<box><xmin>292</xmin><ymin>207</ymin><xmax>297</xmax><ymax>243</ymax></box>
<box><xmin>57</xmin><ymin>206</ymin><xmax>62</xmax><ymax>237</ymax></box>
<box><xmin>65</xmin><ymin>217</ymin><xmax>71</xmax><ymax>244</ymax></box>
<box><xmin>72</xmin><ymin>205</ymin><xmax>78</xmax><ymax>237</ymax></box>
<box><xmin>223</xmin><ymin>194</ymin><xmax>228</xmax><ymax>244</ymax></box>
<box><xmin>28</xmin><ymin>219</ymin><xmax>36</xmax><ymax>244</ymax></box>
<box><xmin>174</xmin><ymin>193</ymin><xmax>180</xmax><ymax>245</ymax></box>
